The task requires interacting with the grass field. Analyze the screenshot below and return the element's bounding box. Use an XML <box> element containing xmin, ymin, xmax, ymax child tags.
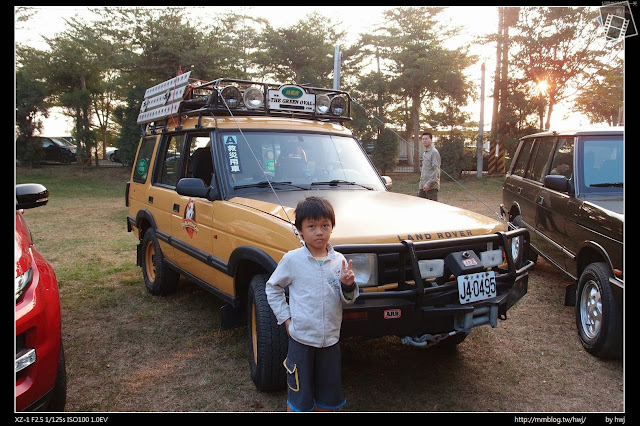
<box><xmin>15</xmin><ymin>165</ymin><xmax>623</xmax><ymax>413</ymax></box>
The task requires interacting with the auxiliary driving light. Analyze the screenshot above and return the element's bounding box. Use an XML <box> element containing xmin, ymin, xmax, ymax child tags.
<box><xmin>330</xmin><ymin>96</ymin><xmax>346</xmax><ymax>116</ymax></box>
<box><xmin>243</xmin><ymin>87</ymin><xmax>264</xmax><ymax>109</ymax></box>
<box><xmin>315</xmin><ymin>95</ymin><xmax>331</xmax><ymax>114</ymax></box>
<box><xmin>221</xmin><ymin>86</ymin><xmax>241</xmax><ymax>109</ymax></box>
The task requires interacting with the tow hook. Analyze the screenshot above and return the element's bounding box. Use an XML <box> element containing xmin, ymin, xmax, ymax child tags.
<box><xmin>401</xmin><ymin>331</ymin><xmax>457</xmax><ymax>348</ymax></box>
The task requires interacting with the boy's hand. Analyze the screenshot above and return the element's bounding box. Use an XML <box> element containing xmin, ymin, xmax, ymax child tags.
<box><xmin>341</xmin><ymin>259</ymin><xmax>355</xmax><ymax>286</ymax></box>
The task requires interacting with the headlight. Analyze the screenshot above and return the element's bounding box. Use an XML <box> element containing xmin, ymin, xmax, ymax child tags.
<box><xmin>508</xmin><ymin>234</ymin><xmax>523</xmax><ymax>267</ymax></box>
<box><xmin>15</xmin><ymin>267</ymin><xmax>33</xmax><ymax>303</ymax></box>
<box><xmin>315</xmin><ymin>95</ymin><xmax>330</xmax><ymax>114</ymax></box>
<box><xmin>343</xmin><ymin>253</ymin><xmax>377</xmax><ymax>287</ymax></box>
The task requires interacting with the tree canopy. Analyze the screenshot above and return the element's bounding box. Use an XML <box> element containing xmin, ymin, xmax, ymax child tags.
<box><xmin>15</xmin><ymin>6</ymin><xmax>623</xmax><ymax>171</ymax></box>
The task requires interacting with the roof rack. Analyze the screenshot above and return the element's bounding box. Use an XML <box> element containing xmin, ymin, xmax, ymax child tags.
<box><xmin>137</xmin><ymin>73</ymin><xmax>352</xmax><ymax>127</ymax></box>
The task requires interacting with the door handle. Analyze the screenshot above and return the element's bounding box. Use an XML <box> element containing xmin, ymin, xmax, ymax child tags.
<box><xmin>173</xmin><ymin>203</ymin><xmax>180</xmax><ymax>213</ymax></box>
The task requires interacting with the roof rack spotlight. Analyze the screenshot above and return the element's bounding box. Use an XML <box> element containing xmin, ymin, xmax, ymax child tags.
<box><xmin>316</xmin><ymin>94</ymin><xmax>331</xmax><ymax>114</ymax></box>
<box><xmin>330</xmin><ymin>96</ymin><xmax>347</xmax><ymax>116</ymax></box>
<box><xmin>243</xmin><ymin>87</ymin><xmax>264</xmax><ymax>109</ymax></box>
<box><xmin>221</xmin><ymin>86</ymin><xmax>241</xmax><ymax>109</ymax></box>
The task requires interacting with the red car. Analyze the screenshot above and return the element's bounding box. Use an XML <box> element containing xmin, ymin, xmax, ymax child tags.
<box><xmin>15</xmin><ymin>183</ymin><xmax>67</xmax><ymax>411</ymax></box>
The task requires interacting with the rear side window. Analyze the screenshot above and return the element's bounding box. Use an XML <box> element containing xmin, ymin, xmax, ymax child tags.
<box><xmin>510</xmin><ymin>138</ymin><xmax>533</xmax><ymax>177</ymax></box>
<box><xmin>527</xmin><ymin>137</ymin><xmax>555</xmax><ymax>182</ymax></box>
<box><xmin>132</xmin><ymin>136</ymin><xmax>157</xmax><ymax>183</ymax></box>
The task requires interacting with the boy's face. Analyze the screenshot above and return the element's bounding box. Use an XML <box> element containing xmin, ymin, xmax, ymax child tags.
<box><xmin>299</xmin><ymin>217</ymin><xmax>333</xmax><ymax>256</ymax></box>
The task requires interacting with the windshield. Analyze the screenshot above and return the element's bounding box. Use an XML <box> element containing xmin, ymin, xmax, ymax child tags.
<box><xmin>579</xmin><ymin>135</ymin><xmax>623</xmax><ymax>195</ymax></box>
<box><xmin>221</xmin><ymin>132</ymin><xmax>386</xmax><ymax>191</ymax></box>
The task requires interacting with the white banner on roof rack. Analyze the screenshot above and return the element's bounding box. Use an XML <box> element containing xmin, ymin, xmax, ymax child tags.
<box><xmin>137</xmin><ymin>71</ymin><xmax>192</xmax><ymax>124</ymax></box>
<box><xmin>144</xmin><ymin>71</ymin><xmax>191</xmax><ymax>98</ymax></box>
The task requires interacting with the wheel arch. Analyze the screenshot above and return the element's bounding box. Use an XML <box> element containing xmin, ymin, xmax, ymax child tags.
<box><xmin>226</xmin><ymin>246</ymin><xmax>278</xmax><ymax>325</ymax></box>
<box><xmin>134</xmin><ymin>209</ymin><xmax>157</xmax><ymax>240</ymax></box>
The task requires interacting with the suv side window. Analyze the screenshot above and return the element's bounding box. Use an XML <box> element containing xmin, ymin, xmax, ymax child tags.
<box><xmin>511</xmin><ymin>138</ymin><xmax>533</xmax><ymax>177</ymax></box>
<box><xmin>549</xmin><ymin>137</ymin><xmax>574</xmax><ymax>180</ymax></box>
<box><xmin>132</xmin><ymin>136</ymin><xmax>157</xmax><ymax>183</ymax></box>
<box><xmin>158</xmin><ymin>134</ymin><xmax>186</xmax><ymax>186</ymax></box>
<box><xmin>528</xmin><ymin>137</ymin><xmax>555</xmax><ymax>182</ymax></box>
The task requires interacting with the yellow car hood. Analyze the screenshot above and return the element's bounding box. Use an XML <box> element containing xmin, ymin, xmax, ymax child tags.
<box><xmin>230</xmin><ymin>189</ymin><xmax>505</xmax><ymax>245</ymax></box>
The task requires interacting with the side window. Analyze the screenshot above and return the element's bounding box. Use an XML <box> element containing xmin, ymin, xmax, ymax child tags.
<box><xmin>549</xmin><ymin>137</ymin><xmax>574</xmax><ymax>180</ymax></box>
<box><xmin>132</xmin><ymin>136</ymin><xmax>157</xmax><ymax>183</ymax></box>
<box><xmin>157</xmin><ymin>134</ymin><xmax>186</xmax><ymax>186</ymax></box>
<box><xmin>527</xmin><ymin>137</ymin><xmax>555</xmax><ymax>182</ymax></box>
<box><xmin>187</xmin><ymin>135</ymin><xmax>213</xmax><ymax>186</ymax></box>
<box><xmin>511</xmin><ymin>138</ymin><xmax>533</xmax><ymax>177</ymax></box>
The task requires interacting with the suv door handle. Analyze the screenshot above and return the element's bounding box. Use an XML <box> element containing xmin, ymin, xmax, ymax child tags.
<box><xmin>173</xmin><ymin>203</ymin><xmax>180</xmax><ymax>213</ymax></box>
<box><xmin>538</xmin><ymin>195</ymin><xmax>544</xmax><ymax>205</ymax></box>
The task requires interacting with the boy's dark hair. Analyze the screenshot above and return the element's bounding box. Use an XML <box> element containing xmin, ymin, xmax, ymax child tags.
<box><xmin>421</xmin><ymin>131</ymin><xmax>432</xmax><ymax>138</ymax></box>
<box><xmin>294</xmin><ymin>196</ymin><xmax>335</xmax><ymax>230</ymax></box>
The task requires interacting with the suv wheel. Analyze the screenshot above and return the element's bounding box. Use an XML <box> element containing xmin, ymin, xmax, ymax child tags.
<box><xmin>511</xmin><ymin>214</ymin><xmax>537</xmax><ymax>265</ymax></box>
<box><xmin>247</xmin><ymin>274</ymin><xmax>287</xmax><ymax>391</ymax></box>
<box><xmin>575</xmin><ymin>262</ymin><xmax>622</xmax><ymax>358</ymax></box>
<box><xmin>141</xmin><ymin>228</ymin><xmax>179</xmax><ymax>295</ymax></box>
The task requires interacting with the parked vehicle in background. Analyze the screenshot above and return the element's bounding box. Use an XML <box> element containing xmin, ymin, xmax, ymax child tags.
<box><xmin>39</xmin><ymin>137</ymin><xmax>77</xmax><ymax>164</ymax></box>
<box><xmin>105</xmin><ymin>147</ymin><xmax>120</xmax><ymax>163</ymax></box>
<box><xmin>501</xmin><ymin>127</ymin><xmax>623</xmax><ymax>359</ymax></box>
<box><xmin>15</xmin><ymin>183</ymin><xmax>67</xmax><ymax>411</ymax></box>
<box><xmin>126</xmin><ymin>74</ymin><xmax>534</xmax><ymax>392</ymax></box>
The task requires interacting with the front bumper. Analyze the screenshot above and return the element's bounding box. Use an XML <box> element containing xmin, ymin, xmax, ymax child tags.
<box><xmin>336</xmin><ymin>228</ymin><xmax>534</xmax><ymax>338</ymax></box>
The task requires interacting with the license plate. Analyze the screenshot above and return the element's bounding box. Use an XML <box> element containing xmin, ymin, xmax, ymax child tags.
<box><xmin>457</xmin><ymin>271</ymin><xmax>496</xmax><ymax>304</ymax></box>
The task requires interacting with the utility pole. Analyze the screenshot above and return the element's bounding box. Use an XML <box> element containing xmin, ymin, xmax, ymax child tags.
<box><xmin>333</xmin><ymin>45</ymin><xmax>341</xmax><ymax>90</ymax></box>
<box><xmin>477</xmin><ymin>63</ymin><xmax>485</xmax><ymax>178</ymax></box>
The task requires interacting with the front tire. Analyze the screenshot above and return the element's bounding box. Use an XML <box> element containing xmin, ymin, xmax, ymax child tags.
<box><xmin>247</xmin><ymin>274</ymin><xmax>288</xmax><ymax>391</ymax></box>
<box><xmin>575</xmin><ymin>262</ymin><xmax>622</xmax><ymax>358</ymax></box>
<box><xmin>141</xmin><ymin>228</ymin><xmax>179</xmax><ymax>295</ymax></box>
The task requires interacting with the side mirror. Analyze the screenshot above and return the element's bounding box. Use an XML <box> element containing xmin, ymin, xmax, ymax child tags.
<box><xmin>544</xmin><ymin>175</ymin><xmax>573</xmax><ymax>195</ymax></box>
<box><xmin>177</xmin><ymin>178</ymin><xmax>219</xmax><ymax>201</ymax></box>
<box><xmin>16</xmin><ymin>183</ymin><xmax>49</xmax><ymax>210</ymax></box>
<box><xmin>381</xmin><ymin>175</ymin><xmax>393</xmax><ymax>190</ymax></box>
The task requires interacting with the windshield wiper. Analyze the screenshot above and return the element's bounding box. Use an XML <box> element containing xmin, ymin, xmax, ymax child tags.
<box><xmin>590</xmin><ymin>182</ymin><xmax>623</xmax><ymax>187</ymax></box>
<box><xmin>311</xmin><ymin>180</ymin><xmax>373</xmax><ymax>190</ymax></box>
<box><xmin>234</xmin><ymin>180</ymin><xmax>307</xmax><ymax>190</ymax></box>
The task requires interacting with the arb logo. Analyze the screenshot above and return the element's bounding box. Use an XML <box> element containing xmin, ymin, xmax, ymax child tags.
<box><xmin>384</xmin><ymin>309</ymin><xmax>401</xmax><ymax>319</ymax></box>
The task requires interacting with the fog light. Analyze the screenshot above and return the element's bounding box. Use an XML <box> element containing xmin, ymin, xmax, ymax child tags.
<box><xmin>16</xmin><ymin>348</ymin><xmax>36</xmax><ymax>373</ymax></box>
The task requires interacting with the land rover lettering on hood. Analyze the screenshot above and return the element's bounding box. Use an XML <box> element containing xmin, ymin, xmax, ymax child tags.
<box><xmin>126</xmin><ymin>74</ymin><xmax>534</xmax><ymax>391</ymax></box>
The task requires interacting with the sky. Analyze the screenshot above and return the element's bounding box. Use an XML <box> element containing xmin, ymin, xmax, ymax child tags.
<box><xmin>15</xmin><ymin>5</ymin><xmax>606</xmax><ymax>136</ymax></box>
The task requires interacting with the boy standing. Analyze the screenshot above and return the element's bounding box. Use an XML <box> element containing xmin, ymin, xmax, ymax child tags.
<box><xmin>266</xmin><ymin>196</ymin><xmax>359</xmax><ymax>412</ymax></box>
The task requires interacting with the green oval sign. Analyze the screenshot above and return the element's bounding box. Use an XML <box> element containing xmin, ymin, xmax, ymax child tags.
<box><xmin>281</xmin><ymin>86</ymin><xmax>303</xmax><ymax>99</ymax></box>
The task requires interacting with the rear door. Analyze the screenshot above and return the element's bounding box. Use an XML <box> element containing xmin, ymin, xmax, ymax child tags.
<box><xmin>535</xmin><ymin>137</ymin><xmax>575</xmax><ymax>271</ymax></box>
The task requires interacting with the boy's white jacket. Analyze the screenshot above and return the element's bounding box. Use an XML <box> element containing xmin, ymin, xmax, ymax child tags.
<box><xmin>266</xmin><ymin>244</ymin><xmax>359</xmax><ymax>348</ymax></box>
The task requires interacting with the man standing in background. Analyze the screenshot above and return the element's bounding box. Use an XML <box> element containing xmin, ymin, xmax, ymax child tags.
<box><xmin>417</xmin><ymin>132</ymin><xmax>441</xmax><ymax>201</ymax></box>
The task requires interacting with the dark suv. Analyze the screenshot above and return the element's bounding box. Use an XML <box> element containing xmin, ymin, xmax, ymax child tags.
<box><xmin>501</xmin><ymin>127</ymin><xmax>623</xmax><ymax>358</ymax></box>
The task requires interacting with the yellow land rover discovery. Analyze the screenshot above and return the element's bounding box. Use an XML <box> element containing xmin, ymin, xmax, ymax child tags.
<box><xmin>125</xmin><ymin>74</ymin><xmax>534</xmax><ymax>391</ymax></box>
